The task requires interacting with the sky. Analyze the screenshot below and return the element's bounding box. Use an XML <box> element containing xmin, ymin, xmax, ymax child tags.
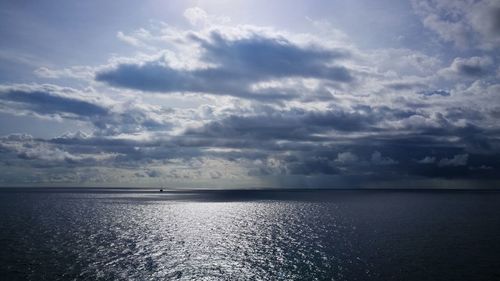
<box><xmin>0</xmin><ymin>0</ymin><xmax>499</xmax><ymax>188</ymax></box>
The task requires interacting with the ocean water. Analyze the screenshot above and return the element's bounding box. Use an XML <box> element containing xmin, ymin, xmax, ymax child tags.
<box><xmin>1</xmin><ymin>189</ymin><xmax>500</xmax><ymax>281</ymax></box>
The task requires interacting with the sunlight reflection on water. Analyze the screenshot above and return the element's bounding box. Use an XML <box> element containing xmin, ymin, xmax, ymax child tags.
<box><xmin>73</xmin><ymin>200</ymin><xmax>367</xmax><ymax>280</ymax></box>
<box><xmin>2</xmin><ymin>189</ymin><xmax>500</xmax><ymax>280</ymax></box>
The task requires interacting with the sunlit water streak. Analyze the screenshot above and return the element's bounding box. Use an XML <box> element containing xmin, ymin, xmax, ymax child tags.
<box><xmin>1</xmin><ymin>189</ymin><xmax>500</xmax><ymax>280</ymax></box>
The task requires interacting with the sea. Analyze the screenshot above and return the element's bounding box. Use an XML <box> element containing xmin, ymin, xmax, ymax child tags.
<box><xmin>1</xmin><ymin>188</ymin><xmax>499</xmax><ymax>281</ymax></box>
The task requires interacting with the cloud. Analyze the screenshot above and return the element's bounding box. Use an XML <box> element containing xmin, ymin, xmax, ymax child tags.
<box><xmin>181</xmin><ymin>106</ymin><xmax>386</xmax><ymax>145</ymax></box>
<box><xmin>412</xmin><ymin>0</ymin><xmax>500</xmax><ymax>49</ymax></box>
<box><xmin>419</xmin><ymin>89</ymin><xmax>450</xmax><ymax>97</ymax></box>
<box><xmin>96</xmin><ymin>30</ymin><xmax>352</xmax><ymax>101</ymax></box>
<box><xmin>368</xmin><ymin>48</ymin><xmax>442</xmax><ymax>76</ymax></box>
<box><xmin>117</xmin><ymin>31</ymin><xmax>144</xmax><ymax>47</ymax></box>
<box><xmin>371</xmin><ymin>151</ymin><xmax>398</xmax><ymax>165</ymax></box>
<box><xmin>183</xmin><ymin>7</ymin><xmax>230</xmax><ymax>26</ymax></box>
<box><xmin>193</xmin><ymin>32</ymin><xmax>350</xmax><ymax>79</ymax></box>
<box><xmin>57</xmin><ymin>130</ymin><xmax>90</xmax><ymax>140</ymax></box>
<box><xmin>439</xmin><ymin>56</ymin><xmax>494</xmax><ymax>78</ymax></box>
<box><xmin>144</xmin><ymin>169</ymin><xmax>161</xmax><ymax>177</ymax></box>
<box><xmin>438</xmin><ymin>154</ymin><xmax>469</xmax><ymax>167</ymax></box>
<box><xmin>3</xmin><ymin>133</ymin><xmax>34</xmax><ymax>142</ymax></box>
<box><xmin>335</xmin><ymin>152</ymin><xmax>359</xmax><ymax>165</ymax></box>
<box><xmin>417</xmin><ymin>156</ymin><xmax>436</xmax><ymax>164</ymax></box>
<box><xmin>0</xmin><ymin>84</ymin><xmax>171</xmax><ymax>136</ymax></box>
<box><xmin>34</xmin><ymin>66</ymin><xmax>94</xmax><ymax>80</ymax></box>
<box><xmin>2</xmin><ymin>6</ymin><xmax>500</xmax><ymax>187</ymax></box>
<box><xmin>286</xmin><ymin>157</ymin><xmax>340</xmax><ymax>175</ymax></box>
<box><xmin>0</xmin><ymin>134</ymin><xmax>119</xmax><ymax>164</ymax></box>
<box><xmin>0</xmin><ymin>84</ymin><xmax>109</xmax><ymax>118</ymax></box>
<box><xmin>183</xmin><ymin>7</ymin><xmax>208</xmax><ymax>26</ymax></box>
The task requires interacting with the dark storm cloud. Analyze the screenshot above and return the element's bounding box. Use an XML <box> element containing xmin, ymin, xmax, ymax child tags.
<box><xmin>96</xmin><ymin>31</ymin><xmax>352</xmax><ymax>100</ymax></box>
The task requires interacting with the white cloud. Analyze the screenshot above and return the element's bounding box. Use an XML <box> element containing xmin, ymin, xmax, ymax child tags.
<box><xmin>34</xmin><ymin>66</ymin><xmax>94</xmax><ymax>80</ymax></box>
<box><xmin>183</xmin><ymin>7</ymin><xmax>230</xmax><ymax>27</ymax></box>
<box><xmin>117</xmin><ymin>31</ymin><xmax>143</xmax><ymax>47</ymax></box>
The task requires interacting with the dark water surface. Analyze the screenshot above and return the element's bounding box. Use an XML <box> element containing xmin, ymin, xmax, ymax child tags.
<box><xmin>1</xmin><ymin>188</ymin><xmax>499</xmax><ymax>280</ymax></box>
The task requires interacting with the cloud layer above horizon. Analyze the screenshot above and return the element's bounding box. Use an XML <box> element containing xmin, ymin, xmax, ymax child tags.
<box><xmin>0</xmin><ymin>1</ymin><xmax>499</xmax><ymax>188</ymax></box>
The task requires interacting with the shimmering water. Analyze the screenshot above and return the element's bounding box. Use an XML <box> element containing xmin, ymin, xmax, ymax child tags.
<box><xmin>1</xmin><ymin>189</ymin><xmax>500</xmax><ymax>280</ymax></box>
